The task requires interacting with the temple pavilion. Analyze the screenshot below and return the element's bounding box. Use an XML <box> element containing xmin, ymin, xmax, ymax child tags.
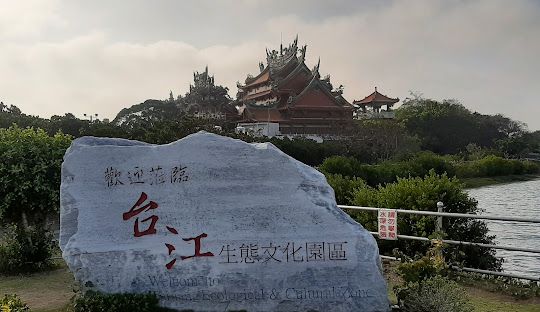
<box><xmin>353</xmin><ymin>87</ymin><xmax>399</xmax><ymax>119</ymax></box>
<box><xmin>235</xmin><ymin>36</ymin><xmax>353</xmax><ymax>137</ymax></box>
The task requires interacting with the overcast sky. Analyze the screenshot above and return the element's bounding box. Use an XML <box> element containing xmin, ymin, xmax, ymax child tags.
<box><xmin>1</xmin><ymin>0</ymin><xmax>539</xmax><ymax>129</ymax></box>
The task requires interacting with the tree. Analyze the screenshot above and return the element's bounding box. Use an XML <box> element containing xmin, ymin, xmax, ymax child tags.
<box><xmin>137</xmin><ymin>116</ymin><xmax>225</xmax><ymax>144</ymax></box>
<box><xmin>0</xmin><ymin>103</ymin><xmax>47</xmax><ymax>130</ymax></box>
<box><xmin>396</xmin><ymin>98</ymin><xmax>479</xmax><ymax>154</ymax></box>
<box><xmin>342</xmin><ymin>120</ymin><xmax>420</xmax><ymax>162</ymax></box>
<box><xmin>396</xmin><ymin>96</ymin><xmax>529</xmax><ymax>155</ymax></box>
<box><xmin>48</xmin><ymin>113</ymin><xmax>89</xmax><ymax>137</ymax></box>
<box><xmin>79</xmin><ymin>120</ymin><xmax>130</xmax><ymax>139</ymax></box>
<box><xmin>524</xmin><ymin>130</ymin><xmax>540</xmax><ymax>154</ymax></box>
<box><xmin>112</xmin><ymin>99</ymin><xmax>184</xmax><ymax>130</ymax></box>
<box><xmin>0</xmin><ymin>126</ymin><xmax>72</xmax><ymax>227</ymax></box>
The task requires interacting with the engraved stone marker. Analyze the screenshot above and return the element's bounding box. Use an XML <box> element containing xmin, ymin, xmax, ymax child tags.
<box><xmin>60</xmin><ymin>132</ymin><xmax>390</xmax><ymax>311</ymax></box>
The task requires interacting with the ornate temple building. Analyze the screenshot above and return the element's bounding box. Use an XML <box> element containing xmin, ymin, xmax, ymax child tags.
<box><xmin>353</xmin><ymin>87</ymin><xmax>399</xmax><ymax>119</ymax></box>
<box><xmin>180</xmin><ymin>66</ymin><xmax>236</xmax><ymax>119</ymax></box>
<box><xmin>235</xmin><ymin>37</ymin><xmax>353</xmax><ymax>137</ymax></box>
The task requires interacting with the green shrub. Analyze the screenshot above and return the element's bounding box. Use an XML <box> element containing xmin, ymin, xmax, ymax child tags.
<box><xmin>0</xmin><ymin>224</ymin><xmax>55</xmax><ymax>273</ymax></box>
<box><xmin>325</xmin><ymin>174</ymin><xmax>368</xmax><ymax>205</ymax></box>
<box><xmin>454</xmin><ymin>156</ymin><xmax>540</xmax><ymax>178</ymax></box>
<box><xmin>350</xmin><ymin>171</ymin><xmax>501</xmax><ymax>270</ymax></box>
<box><xmin>474</xmin><ymin>155</ymin><xmax>514</xmax><ymax>176</ymax></box>
<box><xmin>319</xmin><ymin>156</ymin><xmax>360</xmax><ymax>178</ymax></box>
<box><xmin>399</xmin><ymin>276</ymin><xmax>473</xmax><ymax>312</ymax></box>
<box><xmin>397</xmin><ymin>240</ymin><xmax>448</xmax><ymax>284</ymax></box>
<box><xmin>523</xmin><ymin>160</ymin><xmax>540</xmax><ymax>174</ymax></box>
<box><xmin>0</xmin><ymin>294</ymin><xmax>30</xmax><ymax>312</ymax></box>
<box><xmin>320</xmin><ymin>152</ymin><xmax>457</xmax><ymax>187</ymax></box>
<box><xmin>365</xmin><ymin>162</ymin><xmax>400</xmax><ymax>186</ymax></box>
<box><xmin>269</xmin><ymin>138</ymin><xmax>342</xmax><ymax>166</ymax></box>
<box><xmin>405</xmin><ymin>151</ymin><xmax>456</xmax><ymax>178</ymax></box>
<box><xmin>72</xmin><ymin>291</ymin><xmax>170</xmax><ymax>312</ymax></box>
<box><xmin>0</xmin><ymin>126</ymin><xmax>72</xmax><ymax>226</ymax></box>
<box><xmin>510</xmin><ymin>159</ymin><xmax>525</xmax><ymax>175</ymax></box>
<box><xmin>454</xmin><ymin>162</ymin><xmax>478</xmax><ymax>178</ymax></box>
<box><xmin>321</xmin><ymin>152</ymin><xmax>538</xmax><ymax>190</ymax></box>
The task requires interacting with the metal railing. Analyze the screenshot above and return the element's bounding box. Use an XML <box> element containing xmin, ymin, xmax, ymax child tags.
<box><xmin>338</xmin><ymin>203</ymin><xmax>540</xmax><ymax>282</ymax></box>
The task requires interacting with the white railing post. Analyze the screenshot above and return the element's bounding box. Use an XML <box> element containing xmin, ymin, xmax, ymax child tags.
<box><xmin>436</xmin><ymin>201</ymin><xmax>444</xmax><ymax>233</ymax></box>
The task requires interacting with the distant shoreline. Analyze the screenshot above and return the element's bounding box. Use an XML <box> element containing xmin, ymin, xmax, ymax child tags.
<box><xmin>461</xmin><ymin>174</ymin><xmax>540</xmax><ymax>189</ymax></box>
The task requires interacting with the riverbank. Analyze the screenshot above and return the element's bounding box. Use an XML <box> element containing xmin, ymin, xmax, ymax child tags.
<box><xmin>461</xmin><ymin>174</ymin><xmax>540</xmax><ymax>189</ymax></box>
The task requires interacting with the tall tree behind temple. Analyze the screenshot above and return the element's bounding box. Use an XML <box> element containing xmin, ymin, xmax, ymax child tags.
<box><xmin>343</xmin><ymin>120</ymin><xmax>420</xmax><ymax>163</ymax></box>
<box><xmin>396</xmin><ymin>96</ymin><xmax>527</xmax><ymax>154</ymax></box>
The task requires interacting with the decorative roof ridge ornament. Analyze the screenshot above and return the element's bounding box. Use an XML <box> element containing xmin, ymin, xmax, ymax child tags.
<box><xmin>299</xmin><ymin>45</ymin><xmax>307</xmax><ymax>61</ymax></box>
<box><xmin>266</xmin><ymin>35</ymin><xmax>300</xmax><ymax>70</ymax></box>
<box><xmin>312</xmin><ymin>58</ymin><xmax>321</xmax><ymax>78</ymax></box>
<box><xmin>287</xmin><ymin>95</ymin><xmax>294</xmax><ymax>104</ymax></box>
<box><xmin>244</xmin><ymin>74</ymin><xmax>255</xmax><ymax>84</ymax></box>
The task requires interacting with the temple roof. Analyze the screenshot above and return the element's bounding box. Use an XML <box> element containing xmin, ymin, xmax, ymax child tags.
<box><xmin>244</xmin><ymin>68</ymin><xmax>270</xmax><ymax>88</ymax></box>
<box><xmin>243</xmin><ymin>89</ymin><xmax>274</xmax><ymax>101</ymax></box>
<box><xmin>242</xmin><ymin>107</ymin><xmax>284</xmax><ymax>122</ymax></box>
<box><xmin>290</xmin><ymin>74</ymin><xmax>352</xmax><ymax>109</ymax></box>
<box><xmin>241</xmin><ymin>36</ymin><xmax>308</xmax><ymax>90</ymax></box>
<box><xmin>354</xmin><ymin>87</ymin><xmax>399</xmax><ymax>105</ymax></box>
<box><xmin>276</xmin><ymin>62</ymin><xmax>312</xmax><ymax>89</ymax></box>
<box><xmin>236</xmin><ymin>36</ymin><xmax>353</xmax><ymax>127</ymax></box>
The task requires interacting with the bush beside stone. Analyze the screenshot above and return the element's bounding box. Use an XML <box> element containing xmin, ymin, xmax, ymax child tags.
<box><xmin>72</xmin><ymin>292</ymin><xmax>172</xmax><ymax>312</ymax></box>
<box><xmin>0</xmin><ymin>224</ymin><xmax>55</xmax><ymax>274</ymax></box>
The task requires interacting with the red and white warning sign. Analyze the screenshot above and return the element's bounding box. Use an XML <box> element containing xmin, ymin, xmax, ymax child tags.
<box><xmin>378</xmin><ymin>209</ymin><xmax>397</xmax><ymax>240</ymax></box>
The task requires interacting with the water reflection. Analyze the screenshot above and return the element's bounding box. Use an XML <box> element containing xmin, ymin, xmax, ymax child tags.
<box><xmin>467</xmin><ymin>179</ymin><xmax>540</xmax><ymax>277</ymax></box>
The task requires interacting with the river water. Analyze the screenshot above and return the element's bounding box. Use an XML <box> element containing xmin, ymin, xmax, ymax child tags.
<box><xmin>467</xmin><ymin>179</ymin><xmax>540</xmax><ymax>278</ymax></box>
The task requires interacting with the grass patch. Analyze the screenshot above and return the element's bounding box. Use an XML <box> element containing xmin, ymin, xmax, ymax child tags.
<box><xmin>382</xmin><ymin>260</ymin><xmax>540</xmax><ymax>311</ymax></box>
<box><xmin>1</xmin><ymin>260</ymin><xmax>539</xmax><ymax>311</ymax></box>
<box><xmin>0</xmin><ymin>266</ymin><xmax>74</xmax><ymax>312</ymax></box>
<box><xmin>469</xmin><ymin>295</ymin><xmax>540</xmax><ymax>312</ymax></box>
<box><xmin>461</xmin><ymin>174</ymin><xmax>540</xmax><ymax>188</ymax></box>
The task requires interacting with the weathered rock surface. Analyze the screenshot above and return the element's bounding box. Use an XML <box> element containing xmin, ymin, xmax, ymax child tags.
<box><xmin>60</xmin><ymin>131</ymin><xmax>389</xmax><ymax>311</ymax></box>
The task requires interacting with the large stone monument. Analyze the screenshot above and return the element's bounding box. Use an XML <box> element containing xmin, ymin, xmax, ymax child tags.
<box><xmin>60</xmin><ymin>132</ymin><xmax>390</xmax><ymax>311</ymax></box>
